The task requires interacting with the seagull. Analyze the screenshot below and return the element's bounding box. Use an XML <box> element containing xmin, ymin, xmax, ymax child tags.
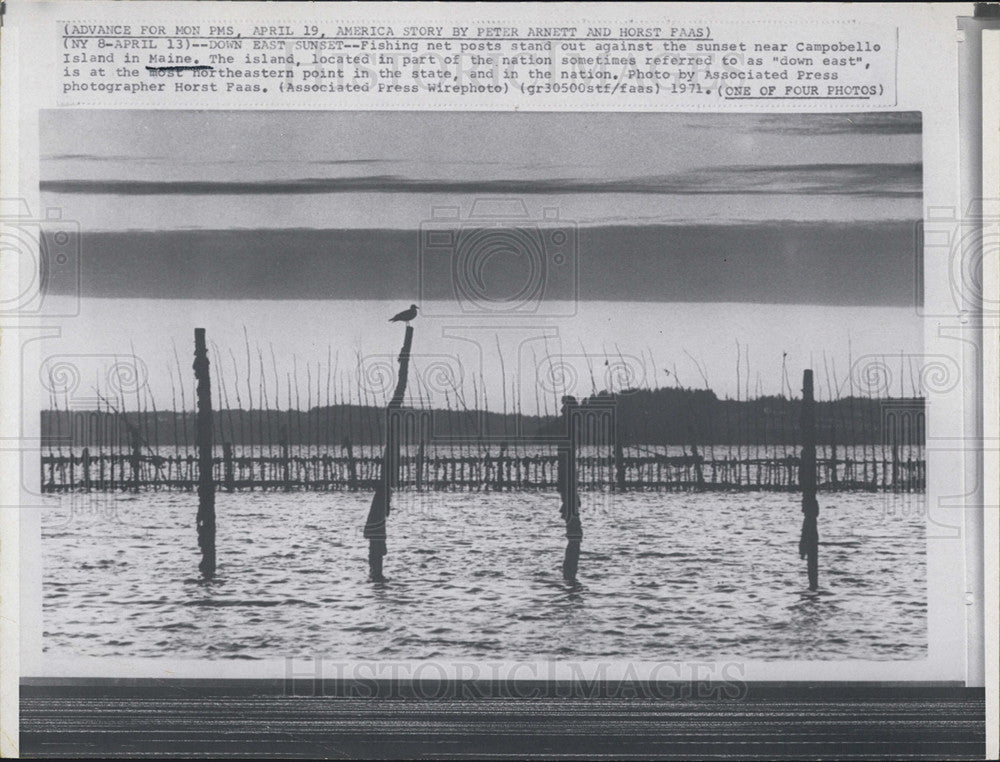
<box><xmin>389</xmin><ymin>304</ymin><xmax>418</xmax><ymax>324</ymax></box>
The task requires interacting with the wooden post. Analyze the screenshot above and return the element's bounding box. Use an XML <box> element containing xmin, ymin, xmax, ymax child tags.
<box><xmin>363</xmin><ymin>325</ymin><xmax>414</xmax><ymax>581</ymax></box>
<box><xmin>482</xmin><ymin>444</ymin><xmax>493</xmax><ymax>492</ymax></box>
<box><xmin>415</xmin><ymin>441</ymin><xmax>425</xmax><ymax>491</ymax></box>
<box><xmin>689</xmin><ymin>425</ymin><xmax>705</xmax><ymax>491</ymax></box>
<box><xmin>280</xmin><ymin>425</ymin><xmax>291</xmax><ymax>490</ymax></box>
<box><xmin>343</xmin><ymin>438</ymin><xmax>359</xmax><ymax>491</ymax></box>
<box><xmin>891</xmin><ymin>428</ymin><xmax>900</xmax><ymax>493</ymax></box>
<box><xmin>559</xmin><ymin>396</ymin><xmax>582</xmax><ymax>582</ymax></box>
<box><xmin>82</xmin><ymin>447</ymin><xmax>91</xmax><ymax>492</ymax></box>
<box><xmin>496</xmin><ymin>441</ymin><xmax>508</xmax><ymax>491</ymax></box>
<box><xmin>829</xmin><ymin>424</ymin><xmax>838</xmax><ymax>488</ymax></box>
<box><xmin>223</xmin><ymin>441</ymin><xmax>235</xmax><ymax>492</ymax></box>
<box><xmin>613</xmin><ymin>397</ymin><xmax>626</xmax><ymax>492</ymax></box>
<box><xmin>690</xmin><ymin>443</ymin><xmax>706</xmax><ymax>490</ymax></box>
<box><xmin>799</xmin><ymin>370</ymin><xmax>819</xmax><ymax>591</ymax></box>
<box><xmin>129</xmin><ymin>426</ymin><xmax>141</xmax><ymax>494</ymax></box>
<box><xmin>193</xmin><ymin>328</ymin><xmax>216</xmax><ymax>579</ymax></box>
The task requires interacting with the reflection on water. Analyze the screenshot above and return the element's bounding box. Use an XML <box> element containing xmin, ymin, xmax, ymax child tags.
<box><xmin>41</xmin><ymin>490</ymin><xmax>926</xmax><ymax>660</ymax></box>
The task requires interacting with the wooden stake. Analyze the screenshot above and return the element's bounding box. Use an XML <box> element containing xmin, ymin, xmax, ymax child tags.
<box><xmin>799</xmin><ymin>370</ymin><xmax>819</xmax><ymax>590</ymax></box>
<box><xmin>559</xmin><ymin>396</ymin><xmax>582</xmax><ymax>582</ymax></box>
<box><xmin>613</xmin><ymin>396</ymin><xmax>627</xmax><ymax>492</ymax></box>
<box><xmin>496</xmin><ymin>441</ymin><xmax>508</xmax><ymax>491</ymax></box>
<box><xmin>363</xmin><ymin>325</ymin><xmax>414</xmax><ymax>581</ymax></box>
<box><xmin>415</xmin><ymin>440</ymin><xmax>425</xmax><ymax>491</ymax></box>
<box><xmin>344</xmin><ymin>438</ymin><xmax>358</xmax><ymax>491</ymax></box>
<box><xmin>830</xmin><ymin>424</ymin><xmax>838</xmax><ymax>488</ymax></box>
<box><xmin>193</xmin><ymin>328</ymin><xmax>216</xmax><ymax>579</ymax></box>
<box><xmin>223</xmin><ymin>441</ymin><xmax>235</xmax><ymax>493</ymax></box>
<box><xmin>129</xmin><ymin>425</ymin><xmax>141</xmax><ymax>494</ymax></box>
<box><xmin>82</xmin><ymin>447</ymin><xmax>91</xmax><ymax>492</ymax></box>
<box><xmin>691</xmin><ymin>443</ymin><xmax>705</xmax><ymax>491</ymax></box>
<box><xmin>280</xmin><ymin>425</ymin><xmax>291</xmax><ymax>490</ymax></box>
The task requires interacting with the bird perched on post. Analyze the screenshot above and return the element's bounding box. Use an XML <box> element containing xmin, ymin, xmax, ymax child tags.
<box><xmin>389</xmin><ymin>304</ymin><xmax>418</xmax><ymax>325</ymax></box>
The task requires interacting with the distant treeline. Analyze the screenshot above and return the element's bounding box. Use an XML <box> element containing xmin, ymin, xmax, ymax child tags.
<box><xmin>42</xmin><ymin>387</ymin><xmax>925</xmax><ymax>448</ymax></box>
<box><xmin>555</xmin><ymin>388</ymin><xmax>926</xmax><ymax>447</ymax></box>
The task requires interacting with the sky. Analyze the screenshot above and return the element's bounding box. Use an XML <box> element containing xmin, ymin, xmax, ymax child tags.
<box><xmin>41</xmin><ymin>110</ymin><xmax>921</xmax><ymax>231</ymax></box>
<box><xmin>37</xmin><ymin>110</ymin><xmax>923</xmax><ymax>411</ymax></box>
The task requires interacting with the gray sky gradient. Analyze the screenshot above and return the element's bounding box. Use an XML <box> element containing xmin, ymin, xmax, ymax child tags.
<box><xmin>37</xmin><ymin>110</ymin><xmax>924</xmax><ymax>408</ymax></box>
<box><xmin>40</xmin><ymin>110</ymin><xmax>922</xmax><ymax>231</ymax></box>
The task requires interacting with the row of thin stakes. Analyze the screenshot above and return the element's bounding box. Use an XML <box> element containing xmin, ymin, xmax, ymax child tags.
<box><xmin>41</xmin><ymin>329</ymin><xmax>927</xmax><ymax>497</ymax></box>
<box><xmin>41</xmin><ymin>445</ymin><xmax>926</xmax><ymax>494</ymax></box>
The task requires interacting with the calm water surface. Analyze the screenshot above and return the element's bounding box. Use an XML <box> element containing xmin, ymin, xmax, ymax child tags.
<box><xmin>42</xmin><ymin>490</ymin><xmax>926</xmax><ymax>660</ymax></box>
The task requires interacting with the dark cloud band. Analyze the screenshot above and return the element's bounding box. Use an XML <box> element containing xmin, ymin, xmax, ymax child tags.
<box><xmin>40</xmin><ymin>162</ymin><xmax>920</xmax><ymax>198</ymax></box>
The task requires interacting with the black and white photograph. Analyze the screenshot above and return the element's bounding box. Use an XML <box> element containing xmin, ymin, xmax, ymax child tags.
<box><xmin>34</xmin><ymin>109</ymin><xmax>930</xmax><ymax>664</ymax></box>
<box><xmin>2</xmin><ymin>2</ymin><xmax>995</xmax><ymax>758</ymax></box>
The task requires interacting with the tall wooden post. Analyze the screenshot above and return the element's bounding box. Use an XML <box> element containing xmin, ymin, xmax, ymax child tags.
<box><xmin>223</xmin><ymin>441</ymin><xmax>235</xmax><ymax>492</ymax></box>
<box><xmin>363</xmin><ymin>325</ymin><xmax>414</xmax><ymax>581</ymax></box>
<box><xmin>559</xmin><ymin>396</ymin><xmax>582</xmax><ymax>582</ymax></box>
<box><xmin>799</xmin><ymin>370</ymin><xmax>819</xmax><ymax>591</ymax></box>
<box><xmin>193</xmin><ymin>328</ymin><xmax>216</xmax><ymax>579</ymax></box>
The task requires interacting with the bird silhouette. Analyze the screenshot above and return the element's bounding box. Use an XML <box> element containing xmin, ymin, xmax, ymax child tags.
<box><xmin>389</xmin><ymin>304</ymin><xmax>418</xmax><ymax>324</ymax></box>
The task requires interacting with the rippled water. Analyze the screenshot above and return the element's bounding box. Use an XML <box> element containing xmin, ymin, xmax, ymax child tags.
<box><xmin>42</xmin><ymin>490</ymin><xmax>925</xmax><ymax>661</ymax></box>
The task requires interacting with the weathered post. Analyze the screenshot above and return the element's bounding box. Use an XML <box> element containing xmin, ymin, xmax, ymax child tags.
<box><xmin>558</xmin><ymin>396</ymin><xmax>582</xmax><ymax>582</ymax></box>
<box><xmin>82</xmin><ymin>447</ymin><xmax>91</xmax><ymax>492</ymax></box>
<box><xmin>690</xmin><ymin>442</ymin><xmax>706</xmax><ymax>490</ymax></box>
<box><xmin>193</xmin><ymin>328</ymin><xmax>216</xmax><ymax>579</ymax></box>
<box><xmin>343</xmin><ymin>438</ymin><xmax>359</xmax><ymax>491</ymax></box>
<box><xmin>689</xmin><ymin>425</ymin><xmax>705</xmax><ymax>491</ymax></box>
<box><xmin>613</xmin><ymin>395</ymin><xmax>627</xmax><ymax>492</ymax></box>
<box><xmin>496</xmin><ymin>441</ymin><xmax>508</xmax><ymax>491</ymax></box>
<box><xmin>891</xmin><ymin>426</ymin><xmax>900</xmax><ymax>493</ymax></box>
<box><xmin>482</xmin><ymin>444</ymin><xmax>493</xmax><ymax>492</ymax></box>
<box><xmin>128</xmin><ymin>424</ymin><xmax>141</xmax><ymax>493</ymax></box>
<box><xmin>363</xmin><ymin>325</ymin><xmax>414</xmax><ymax>581</ymax></box>
<box><xmin>415</xmin><ymin>440</ymin><xmax>425</xmax><ymax>491</ymax></box>
<box><xmin>799</xmin><ymin>370</ymin><xmax>819</xmax><ymax>591</ymax></box>
<box><xmin>829</xmin><ymin>424</ymin><xmax>838</xmax><ymax>488</ymax></box>
<box><xmin>223</xmin><ymin>441</ymin><xmax>235</xmax><ymax>492</ymax></box>
<box><xmin>280</xmin><ymin>425</ymin><xmax>291</xmax><ymax>490</ymax></box>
